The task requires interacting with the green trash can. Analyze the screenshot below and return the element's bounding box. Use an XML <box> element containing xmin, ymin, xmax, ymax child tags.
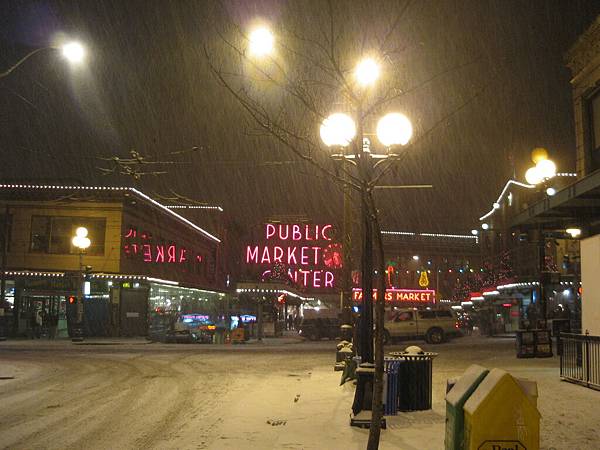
<box><xmin>444</xmin><ymin>364</ymin><xmax>489</xmax><ymax>450</ymax></box>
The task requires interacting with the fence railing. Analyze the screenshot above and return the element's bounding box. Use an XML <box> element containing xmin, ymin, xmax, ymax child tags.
<box><xmin>560</xmin><ymin>333</ymin><xmax>600</xmax><ymax>391</ymax></box>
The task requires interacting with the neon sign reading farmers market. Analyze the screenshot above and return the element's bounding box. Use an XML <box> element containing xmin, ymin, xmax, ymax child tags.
<box><xmin>352</xmin><ymin>288</ymin><xmax>436</xmax><ymax>304</ymax></box>
<box><xmin>245</xmin><ymin>223</ymin><xmax>342</xmax><ymax>289</ymax></box>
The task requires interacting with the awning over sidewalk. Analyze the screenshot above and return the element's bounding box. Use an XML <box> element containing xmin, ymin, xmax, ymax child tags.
<box><xmin>511</xmin><ymin>170</ymin><xmax>600</xmax><ymax>232</ymax></box>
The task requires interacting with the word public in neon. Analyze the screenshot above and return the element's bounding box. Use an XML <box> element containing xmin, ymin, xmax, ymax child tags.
<box><xmin>352</xmin><ymin>288</ymin><xmax>436</xmax><ymax>304</ymax></box>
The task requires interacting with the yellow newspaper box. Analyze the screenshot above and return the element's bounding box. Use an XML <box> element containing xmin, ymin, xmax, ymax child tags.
<box><xmin>463</xmin><ymin>368</ymin><xmax>540</xmax><ymax>450</ymax></box>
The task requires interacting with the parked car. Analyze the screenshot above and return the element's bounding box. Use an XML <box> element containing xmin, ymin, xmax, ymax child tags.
<box><xmin>299</xmin><ymin>317</ymin><xmax>341</xmax><ymax>341</ymax></box>
<box><xmin>384</xmin><ymin>308</ymin><xmax>461</xmax><ymax>344</ymax></box>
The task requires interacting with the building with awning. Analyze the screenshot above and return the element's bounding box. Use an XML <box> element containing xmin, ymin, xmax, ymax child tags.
<box><xmin>481</xmin><ymin>15</ymin><xmax>600</xmax><ymax>335</ymax></box>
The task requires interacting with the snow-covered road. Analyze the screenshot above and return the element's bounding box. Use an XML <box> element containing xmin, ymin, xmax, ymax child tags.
<box><xmin>0</xmin><ymin>337</ymin><xmax>598</xmax><ymax>449</ymax></box>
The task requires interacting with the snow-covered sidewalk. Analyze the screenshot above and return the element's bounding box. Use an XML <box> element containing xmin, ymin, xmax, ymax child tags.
<box><xmin>1</xmin><ymin>336</ymin><xmax>599</xmax><ymax>449</ymax></box>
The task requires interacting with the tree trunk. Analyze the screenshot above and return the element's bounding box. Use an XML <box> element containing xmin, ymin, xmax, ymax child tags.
<box><xmin>367</xmin><ymin>194</ymin><xmax>386</xmax><ymax>450</ymax></box>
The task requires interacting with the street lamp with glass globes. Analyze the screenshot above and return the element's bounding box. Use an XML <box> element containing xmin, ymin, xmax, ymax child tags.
<box><xmin>319</xmin><ymin>90</ymin><xmax>413</xmax><ymax>369</ymax></box>
<box><xmin>71</xmin><ymin>227</ymin><xmax>91</xmax><ymax>341</ymax></box>
<box><xmin>524</xmin><ymin>148</ymin><xmax>556</xmax><ymax>187</ymax></box>
<box><xmin>248</xmin><ymin>26</ymin><xmax>275</xmax><ymax>57</ymax></box>
<box><xmin>320</xmin><ymin>103</ymin><xmax>413</xmax><ymax>418</ymax></box>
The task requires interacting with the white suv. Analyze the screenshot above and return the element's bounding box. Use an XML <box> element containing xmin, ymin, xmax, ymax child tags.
<box><xmin>384</xmin><ymin>308</ymin><xmax>460</xmax><ymax>344</ymax></box>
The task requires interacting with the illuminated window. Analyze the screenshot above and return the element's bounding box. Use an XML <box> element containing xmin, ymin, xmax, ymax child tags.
<box><xmin>30</xmin><ymin>216</ymin><xmax>106</xmax><ymax>255</ymax></box>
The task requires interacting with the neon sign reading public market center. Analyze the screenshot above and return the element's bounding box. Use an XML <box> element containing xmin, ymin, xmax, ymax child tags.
<box><xmin>245</xmin><ymin>223</ymin><xmax>342</xmax><ymax>289</ymax></box>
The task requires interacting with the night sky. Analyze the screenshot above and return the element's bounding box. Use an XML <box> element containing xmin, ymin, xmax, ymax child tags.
<box><xmin>1</xmin><ymin>0</ymin><xmax>599</xmax><ymax>236</ymax></box>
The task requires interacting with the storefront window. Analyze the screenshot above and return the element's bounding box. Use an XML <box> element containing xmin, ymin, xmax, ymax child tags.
<box><xmin>148</xmin><ymin>283</ymin><xmax>224</xmax><ymax>316</ymax></box>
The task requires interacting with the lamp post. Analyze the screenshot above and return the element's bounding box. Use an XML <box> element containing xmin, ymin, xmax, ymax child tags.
<box><xmin>242</xmin><ymin>29</ymin><xmax>414</xmax><ymax>425</ymax></box>
<box><xmin>71</xmin><ymin>227</ymin><xmax>90</xmax><ymax>342</ymax></box>
<box><xmin>0</xmin><ymin>41</ymin><xmax>85</xmax><ymax>79</ymax></box>
<box><xmin>523</xmin><ymin>149</ymin><xmax>557</xmax><ymax>329</ymax></box>
<box><xmin>320</xmin><ymin>74</ymin><xmax>413</xmax><ymax>422</ymax></box>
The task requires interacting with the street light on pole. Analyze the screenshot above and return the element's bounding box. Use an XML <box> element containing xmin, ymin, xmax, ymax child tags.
<box><xmin>320</xmin><ymin>95</ymin><xmax>413</xmax><ymax>417</ymax></box>
<box><xmin>0</xmin><ymin>41</ymin><xmax>86</xmax><ymax>79</ymax></box>
<box><xmin>71</xmin><ymin>227</ymin><xmax>90</xmax><ymax>342</ymax></box>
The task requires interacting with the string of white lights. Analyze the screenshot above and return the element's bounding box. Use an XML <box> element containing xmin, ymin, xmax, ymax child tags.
<box><xmin>382</xmin><ymin>230</ymin><xmax>478</xmax><ymax>241</ymax></box>
<box><xmin>235</xmin><ymin>287</ymin><xmax>314</xmax><ymax>302</ymax></box>
<box><xmin>165</xmin><ymin>205</ymin><xmax>224</xmax><ymax>211</ymax></box>
<box><xmin>479</xmin><ymin>179</ymin><xmax>536</xmax><ymax>221</ymax></box>
<box><xmin>0</xmin><ymin>184</ymin><xmax>221</xmax><ymax>243</ymax></box>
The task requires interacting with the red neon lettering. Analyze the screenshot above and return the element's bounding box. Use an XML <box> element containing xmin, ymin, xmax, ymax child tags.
<box><xmin>196</xmin><ymin>255</ymin><xmax>202</xmax><ymax>263</ymax></box>
<box><xmin>143</xmin><ymin>244</ymin><xmax>152</xmax><ymax>262</ymax></box>
<box><xmin>300</xmin><ymin>246</ymin><xmax>309</xmax><ymax>265</ymax></box>
<box><xmin>353</xmin><ymin>290</ymin><xmax>362</xmax><ymax>301</ymax></box>
<box><xmin>179</xmin><ymin>248</ymin><xmax>187</xmax><ymax>263</ymax></box>
<box><xmin>321</xmin><ymin>224</ymin><xmax>333</xmax><ymax>240</ymax></box>
<box><xmin>260</xmin><ymin>247</ymin><xmax>271</xmax><ymax>264</ymax></box>
<box><xmin>132</xmin><ymin>243</ymin><xmax>139</xmax><ymax>254</ymax></box>
<box><xmin>315</xmin><ymin>225</ymin><xmax>320</xmax><ymax>241</ymax></box>
<box><xmin>123</xmin><ymin>244</ymin><xmax>130</xmax><ymax>256</ymax></box>
<box><xmin>385</xmin><ymin>291</ymin><xmax>393</xmax><ymax>301</ymax></box>
<box><xmin>288</xmin><ymin>268</ymin><xmax>297</xmax><ymax>283</ymax></box>
<box><xmin>125</xmin><ymin>227</ymin><xmax>137</xmax><ymax>238</ymax></box>
<box><xmin>300</xmin><ymin>270</ymin><xmax>310</xmax><ymax>286</ymax></box>
<box><xmin>246</xmin><ymin>246</ymin><xmax>259</xmax><ymax>263</ymax></box>
<box><xmin>273</xmin><ymin>246</ymin><xmax>283</xmax><ymax>263</ymax></box>
<box><xmin>305</xmin><ymin>224</ymin><xmax>313</xmax><ymax>240</ymax></box>
<box><xmin>313</xmin><ymin>270</ymin><xmax>321</xmax><ymax>288</ymax></box>
<box><xmin>292</xmin><ymin>224</ymin><xmax>302</xmax><ymax>240</ymax></box>
<box><xmin>279</xmin><ymin>224</ymin><xmax>289</xmax><ymax>240</ymax></box>
<box><xmin>312</xmin><ymin>246</ymin><xmax>321</xmax><ymax>264</ymax></box>
<box><xmin>167</xmin><ymin>245</ymin><xmax>176</xmax><ymax>263</ymax></box>
<box><xmin>155</xmin><ymin>245</ymin><xmax>165</xmax><ymax>263</ymax></box>
<box><xmin>287</xmin><ymin>247</ymin><xmax>297</xmax><ymax>265</ymax></box>
<box><xmin>325</xmin><ymin>271</ymin><xmax>334</xmax><ymax>288</ymax></box>
<box><xmin>266</xmin><ymin>223</ymin><xmax>276</xmax><ymax>240</ymax></box>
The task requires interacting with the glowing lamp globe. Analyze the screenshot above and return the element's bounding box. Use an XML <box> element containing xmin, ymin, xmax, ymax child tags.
<box><xmin>320</xmin><ymin>113</ymin><xmax>356</xmax><ymax>147</ymax></box>
<box><xmin>531</xmin><ymin>147</ymin><xmax>548</xmax><ymax>164</ymax></box>
<box><xmin>376</xmin><ymin>113</ymin><xmax>413</xmax><ymax>147</ymax></box>
<box><xmin>62</xmin><ymin>42</ymin><xmax>85</xmax><ymax>63</ymax></box>
<box><xmin>72</xmin><ymin>227</ymin><xmax>91</xmax><ymax>249</ymax></box>
<box><xmin>248</xmin><ymin>27</ymin><xmax>274</xmax><ymax>57</ymax></box>
<box><xmin>536</xmin><ymin>158</ymin><xmax>556</xmax><ymax>180</ymax></box>
<box><xmin>525</xmin><ymin>166</ymin><xmax>543</xmax><ymax>185</ymax></box>
<box><xmin>355</xmin><ymin>58</ymin><xmax>380</xmax><ymax>87</ymax></box>
<box><xmin>566</xmin><ymin>228</ymin><xmax>581</xmax><ymax>238</ymax></box>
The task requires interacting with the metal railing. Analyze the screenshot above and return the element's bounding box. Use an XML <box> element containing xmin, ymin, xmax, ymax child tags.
<box><xmin>560</xmin><ymin>332</ymin><xmax>600</xmax><ymax>391</ymax></box>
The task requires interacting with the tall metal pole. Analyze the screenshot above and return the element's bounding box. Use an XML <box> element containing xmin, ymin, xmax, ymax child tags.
<box><xmin>538</xmin><ymin>229</ymin><xmax>546</xmax><ymax>329</ymax></box>
<box><xmin>351</xmin><ymin>106</ymin><xmax>376</xmax><ymax>421</ymax></box>
<box><xmin>341</xmin><ymin>147</ymin><xmax>354</xmax><ymax>331</ymax></box>
<box><xmin>356</xmin><ymin>104</ymin><xmax>373</xmax><ymax>364</ymax></box>
<box><xmin>360</xmin><ymin>176</ymin><xmax>374</xmax><ymax>363</ymax></box>
<box><xmin>0</xmin><ymin>205</ymin><xmax>8</xmax><ymax>340</ymax></box>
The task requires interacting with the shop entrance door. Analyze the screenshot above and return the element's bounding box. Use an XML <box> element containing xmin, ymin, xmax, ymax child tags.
<box><xmin>120</xmin><ymin>289</ymin><xmax>148</xmax><ymax>336</ymax></box>
<box><xmin>20</xmin><ymin>295</ymin><xmax>67</xmax><ymax>338</ymax></box>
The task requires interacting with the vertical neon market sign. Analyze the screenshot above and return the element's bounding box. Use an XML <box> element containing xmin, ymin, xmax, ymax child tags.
<box><xmin>244</xmin><ymin>223</ymin><xmax>341</xmax><ymax>289</ymax></box>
